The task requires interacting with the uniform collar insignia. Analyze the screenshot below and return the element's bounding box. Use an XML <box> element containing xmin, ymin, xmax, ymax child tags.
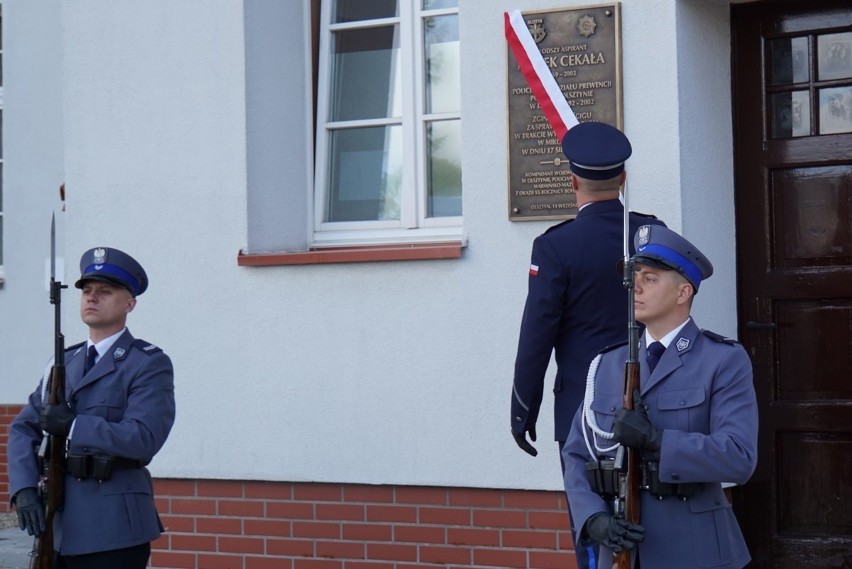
<box><xmin>676</xmin><ymin>337</ymin><xmax>690</xmax><ymax>352</ymax></box>
<box><xmin>113</xmin><ymin>346</ymin><xmax>127</xmax><ymax>360</ymax></box>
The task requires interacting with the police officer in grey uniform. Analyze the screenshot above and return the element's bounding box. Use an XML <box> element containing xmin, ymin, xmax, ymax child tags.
<box><xmin>8</xmin><ymin>247</ymin><xmax>175</xmax><ymax>569</ymax></box>
<box><xmin>562</xmin><ymin>226</ymin><xmax>758</xmax><ymax>568</ymax></box>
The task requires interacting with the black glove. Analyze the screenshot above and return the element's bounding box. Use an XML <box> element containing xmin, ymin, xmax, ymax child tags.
<box><xmin>613</xmin><ymin>390</ymin><xmax>662</xmax><ymax>452</ymax></box>
<box><xmin>14</xmin><ymin>487</ymin><xmax>46</xmax><ymax>537</ymax></box>
<box><xmin>512</xmin><ymin>426</ymin><xmax>538</xmax><ymax>457</ymax></box>
<box><xmin>584</xmin><ymin>512</ymin><xmax>645</xmax><ymax>553</ymax></box>
<box><xmin>40</xmin><ymin>392</ymin><xmax>75</xmax><ymax>437</ymax></box>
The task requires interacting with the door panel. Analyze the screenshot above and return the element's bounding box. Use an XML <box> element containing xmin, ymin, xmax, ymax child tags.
<box><xmin>732</xmin><ymin>1</ymin><xmax>852</xmax><ymax>568</ymax></box>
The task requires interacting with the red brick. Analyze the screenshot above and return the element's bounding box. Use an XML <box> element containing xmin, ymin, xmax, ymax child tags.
<box><xmin>393</xmin><ymin>524</ymin><xmax>445</xmax><ymax>544</ymax></box>
<box><xmin>473</xmin><ymin>509</ymin><xmax>527</xmax><ymax>528</ymax></box>
<box><xmin>503</xmin><ymin>489</ymin><xmax>565</xmax><ymax>510</ymax></box>
<box><xmin>171</xmin><ymin>533</ymin><xmax>217</xmax><ymax>552</ymax></box>
<box><xmin>219</xmin><ymin>535</ymin><xmax>264</xmax><ymax>554</ymax></box>
<box><xmin>293</xmin><ymin>521</ymin><xmax>341</xmax><ymax>539</ymax></box>
<box><xmin>267</xmin><ymin>501</ymin><xmax>314</xmax><ymax>519</ymax></box>
<box><xmin>294</xmin><ymin>483</ymin><xmax>342</xmax><ymax>502</ymax></box>
<box><xmin>160</xmin><ymin>514</ymin><xmax>195</xmax><ymax>533</ymax></box>
<box><xmin>448</xmin><ymin>487</ymin><xmax>503</xmax><ymax>507</ymax></box>
<box><xmin>528</xmin><ymin>510</ymin><xmax>569</xmax><ymax>530</ymax></box>
<box><xmin>316</xmin><ymin>539</ymin><xmax>365</xmax><ymax>559</ymax></box>
<box><xmin>530</xmin><ymin>550</ymin><xmax>578</xmax><ymax>569</ymax></box>
<box><xmin>343</xmin><ymin>562</ymin><xmax>394</xmax><ymax>569</ymax></box>
<box><xmin>245</xmin><ymin>481</ymin><xmax>293</xmax><ymax>500</ymax></box>
<box><xmin>171</xmin><ymin>498</ymin><xmax>218</xmax><ymax>516</ymax></box>
<box><xmin>150</xmin><ymin>550</ymin><xmax>196</xmax><ymax>569</ymax></box>
<box><xmin>447</xmin><ymin>527</ymin><xmax>499</xmax><ymax>547</ymax></box>
<box><xmin>502</xmin><ymin>529</ymin><xmax>558</xmax><ymax>549</ymax></box>
<box><xmin>557</xmin><ymin>530</ymin><xmax>576</xmax><ymax>551</ymax></box>
<box><xmin>155</xmin><ymin>478</ymin><xmax>198</xmax><ymax>497</ymax></box>
<box><xmin>247</xmin><ymin>556</ymin><xmax>293</xmax><ymax>569</ymax></box>
<box><xmin>196</xmin><ymin>554</ymin><xmax>244</xmax><ymax>569</ymax></box>
<box><xmin>294</xmin><ymin>559</ymin><xmax>342</xmax><ymax>569</ymax></box>
<box><xmin>244</xmin><ymin>518</ymin><xmax>291</xmax><ymax>537</ymax></box>
<box><xmin>266</xmin><ymin>537</ymin><xmax>314</xmax><ymax>557</ymax></box>
<box><xmin>366</xmin><ymin>505</ymin><xmax>416</xmax><ymax>523</ymax></box>
<box><xmin>219</xmin><ymin>499</ymin><xmax>265</xmax><ymax>518</ymax></box>
<box><xmin>316</xmin><ymin>503</ymin><xmax>365</xmax><ymax>521</ymax></box>
<box><xmin>474</xmin><ymin>547</ymin><xmax>528</xmax><ymax>568</ymax></box>
<box><xmin>419</xmin><ymin>545</ymin><xmax>471</xmax><ymax>564</ymax></box>
<box><xmin>343</xmin><ymin>485</ymin><xmax>394</xmax><ymax>503</ymax></box>
<box><xmin>366</xmin><ymin>543</ymin><xmax>417</xmax><ymax>562</ymax></box>
<box><xmin>342</xmin><ymin>523</ymin><xmax>392</xmax><ymax>542</ymax></box>
<box><xmin>198</xmin><ymin>480</ymin><xmax>244</xmax><ymax>498</ymax></box>
<box><xmin>418</xmin><ymin>507</ymin><xmax>470</xmax><ymax>526</ymax></box>
<box><xmin>197</xmin><ymin>516</ymin><xmax>242</xmax><ymax>535</ymax></box>
<box><xmin>395</xmin><ymin>486</ymin><xmax>446</xmax><ymax>505</ymax></box>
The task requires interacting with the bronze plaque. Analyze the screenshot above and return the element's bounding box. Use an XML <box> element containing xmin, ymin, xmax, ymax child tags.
<box><xmin>507</xmin><ymin>4</ymin><xmax>623</xmax><ymax>221</ymax></box>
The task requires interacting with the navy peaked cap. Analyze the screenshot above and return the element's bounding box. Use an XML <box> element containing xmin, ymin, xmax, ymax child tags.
<box><xmin>633</xmin><ymin>225</ymin><xmax>713</xmax><ymax>290</ymax></box>
<box><xmin>561</xmin><ymin>121</ymin><xmax>632</xmax><ymax>180</ymax></box>
<box><xmin>75</xmin><ymin>247</ymin><xmax>148</xmax><ymax>297</ymax></box>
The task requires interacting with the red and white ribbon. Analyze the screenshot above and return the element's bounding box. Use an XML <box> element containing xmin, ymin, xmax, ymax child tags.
<box><xmin>504</xmin><ymin>10</ymin><xmax>578</xmax><ymax>141</ymax></box>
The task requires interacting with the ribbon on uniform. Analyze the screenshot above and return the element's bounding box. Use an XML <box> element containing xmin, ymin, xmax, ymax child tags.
<box><xmin>504</xmin><ymin>10</ymin><xmax>578</xmax><ymax>141</ymax></box>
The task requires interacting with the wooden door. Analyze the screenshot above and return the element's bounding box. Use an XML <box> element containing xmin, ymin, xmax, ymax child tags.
<box><xmin>732</xmin><ymin>1</ymin><xmax>852</xmax><ymax>568</ymax></box>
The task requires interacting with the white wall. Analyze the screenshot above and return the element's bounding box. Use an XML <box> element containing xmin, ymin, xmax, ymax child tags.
<box><xmin>1</xmin><ymin>0</ymin><xmax>738</xmax><ymax>492</ymax></box>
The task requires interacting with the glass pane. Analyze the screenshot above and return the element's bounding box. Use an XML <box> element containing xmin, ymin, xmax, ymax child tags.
<box><xmin>333</xmin><ymin>0</ymin><xmax>397</xmax><ymax>23</ymax></box>
<box><xmin>423</xmin><ymin>0</ymin><xmax>458</xmax><ymax>9</ymax></box>
<box><xmin>819</xmin><ymin>87</ymin><xmax>852</xmax><ymax>135</ymax></box>
<box><xmin>768</xmin><ymin>36</ymin><xmax>809</xmax><ymax>85</ymax></box>
<box><xmin>818</xmin><ymin>32</ymin><xmax>852</xmax><ymax>81</ymax></box>
<box><xmin>0</xmin><ymin>216</ymin><xmax>3</xmax><ymax>265</ymax></box>
<box><xmin>771</xmin><ymin>91</ymin><xmax>811</xmax><ymax>138</ymax></box>
<box><xmin>426</xmin><ymin>119</ymin><xmax>461</xmax><ymax>217</ymax></box>
<box><xmin>424</xmin><ymin>15</ymin><xmax>460</xmax><ymax>114</ymax></box>
<box><xmin>326</xmin><ymin>126</ymin><xmax>402</xmax><ymax>222</ymax></box>
<box><xmin>330</xmin><ymin>26</ymin><xmax>401</xmax><ymax>121</ymax></box>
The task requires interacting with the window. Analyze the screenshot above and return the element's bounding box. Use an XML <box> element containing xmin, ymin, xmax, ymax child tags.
<box><xmin>313</xmin><ymin>0</ymin><xmax>461</xmax><ymax>247</ymax></box>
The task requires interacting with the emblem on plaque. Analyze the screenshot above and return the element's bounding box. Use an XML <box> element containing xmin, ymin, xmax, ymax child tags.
<box><xmin>676</xmin><ymin>338</ymin><xmax>690</xmax><ymax>352</ymax></box>
<box><xmin>637</xmin><ymin>226</ymin><xmax>650</xmax><ymax>246</ymax></box>
<box><xmin>577</xmin><ymin>15</ymin><xmax>597</xmax><ymax>38</ymax></box>
<box><xmin>528</xmin><ymin>21</ymin><xmax>546</xmax><ymax>43</ymax></box>
<box><xmin>93</xmin><ymin>248</ymin><xmax>107</xmax><ymax>264</ymax></box>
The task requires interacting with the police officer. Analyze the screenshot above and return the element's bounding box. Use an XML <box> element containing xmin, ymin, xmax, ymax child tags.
<box><xmin>511</xmin><ymin>121</ymin><xmax>665</xmax><ymax>568</ymax></box>
<box><xmin>8</xmin><ymin>247</ymin><xmax>175</xmax><ymax>569</ymax></box>
<box><xmin>562</xmin><ymin>226</ymin><xmax>758</xmax><ymax>568</ymax></box>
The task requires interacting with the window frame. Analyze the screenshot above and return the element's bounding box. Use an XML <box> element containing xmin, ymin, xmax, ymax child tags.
<box><xmin>312</xmin><ymin>0</ymin><xmax>462</xmax><ymax>248</ymax></box>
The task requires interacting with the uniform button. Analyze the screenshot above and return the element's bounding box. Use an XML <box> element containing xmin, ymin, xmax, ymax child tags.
<box><xmin>100</xmin><ymin>398</ymin><xmax>106</xmax><ymax>403</ymax></box>
<box><xmin>514</xmin><ymin>416</ymin><xmax>522</xmax><ymax>422</ymax></box>
<box><xmin>610</xmin><ymin>406</ymin><xmax>616</xmax><ymax>412</ymax></box>
<box><xmin>715</xmin><ymin>499</ymin><xmax>721</xmax><ymax>505</ymax></box>
<box><xmin>672</xmin><ymin>474</ymin><xmax>680</xmax><ymax>481</ymax></box>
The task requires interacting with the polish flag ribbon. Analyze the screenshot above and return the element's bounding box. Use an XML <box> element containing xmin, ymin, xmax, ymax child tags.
<box><xmin>504</xmin><ymin>10</ymin><xmax>578</xmax><ymax>142</ymax></box>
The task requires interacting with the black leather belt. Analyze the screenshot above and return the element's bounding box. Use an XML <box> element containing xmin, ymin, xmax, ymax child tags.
<box><xmin>66</xmin><ymin>454</ymin><xmax>143</xmax><ymax>481</ymax></box>
<box><xmin>585</xmin><ymin>459</ymin><xmax>702</xmax><ymax>500</ymax></box>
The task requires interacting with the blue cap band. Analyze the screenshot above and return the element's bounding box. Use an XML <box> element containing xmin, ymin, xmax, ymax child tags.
<box><xmin>81</xmin><ymin>263</ymin><xmax>141</xmax><ymax>296</ymax></box>
<box><xmin>637</xmin><ymin>243</ymin><xmax>703</xmax><ymax>288</ymax></box>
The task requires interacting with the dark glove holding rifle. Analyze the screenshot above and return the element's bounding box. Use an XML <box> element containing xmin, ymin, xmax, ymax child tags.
<box><xmin>584</xmin><ymin>512</ymin><xmax>645</xmax><ymax>553</ymax></box>
<box><xmin>614</xmin><ymin>390</ymin><xmax>663</xmax><ymax>453</ymax></box>
<box><xmin>14</xmin><ymin>487</ymin><xmax>46</xmax><ymax>537</ymax></box>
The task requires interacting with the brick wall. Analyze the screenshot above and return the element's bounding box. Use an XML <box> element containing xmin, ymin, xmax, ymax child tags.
<box><xmin>0</xmin><ymin>407</ymin><xmax>575</xmax><ymax>568</ymax></box>
<box><xmin>151</xmin><ymin>480</ymin><xmax>576</xmax><ymax>569</ymax></box>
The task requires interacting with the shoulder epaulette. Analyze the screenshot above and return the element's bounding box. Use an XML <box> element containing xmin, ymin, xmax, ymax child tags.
<box><xmin>599</xmin><ymin>340</ymin><xmax>628</xmax><ymax>355</ymax></box>
<box><xmin>543</xmin><ymin>218</ymin><xmax>575</xmax><ymax>234</ymax></box>
<box><xmin>131</xmin><ymin>339</ymin><xmax>163</xmax><ymax>355</ymax></box>
<box><xmin>701</xmin><ymin>330</ymin><xmax>739</xmax><ymax>345</ymax></box>
<box><xmin>66</xmin><ymin>341</ymin><xmax>86</xmax><ymax>352</ymax></box>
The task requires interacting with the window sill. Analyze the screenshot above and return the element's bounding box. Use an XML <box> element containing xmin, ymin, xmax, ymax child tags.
<box><xmin>237</xmin><ymin>241</ymin><xmax>465</xmax><ymax>266</ymax></box>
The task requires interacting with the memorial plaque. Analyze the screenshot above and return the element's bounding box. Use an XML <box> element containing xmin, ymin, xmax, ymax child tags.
<box><xmin>507</xmin><ymin>4</ymin><xmax>623</xmax><ymax>221</ymax></box>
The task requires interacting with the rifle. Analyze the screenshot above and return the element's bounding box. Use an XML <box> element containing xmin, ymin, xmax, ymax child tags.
<box><xmin>30</xmin><ymin>213</ymin><xmax>68</xmax><ymax>569</ymax></box>
<box><xmin>612</xmin><ymin>182</ymin><xmax>641</xmax><ymax>569</ymax></box>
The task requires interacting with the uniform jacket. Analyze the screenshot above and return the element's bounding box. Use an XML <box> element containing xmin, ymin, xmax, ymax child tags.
<box><xmin>562</xmin><ymin>319</ymin><xmax>758</xmax><ymax>569</ymax></box>
<box><xmin>512</xmin><ymin>199</ymin><xmax>665</xmax><ymax>441</ymax></box>
<box><xmin>8</xmin><ymin>329</ymin><xmax>175</xmax><ymax>556</ymax></box>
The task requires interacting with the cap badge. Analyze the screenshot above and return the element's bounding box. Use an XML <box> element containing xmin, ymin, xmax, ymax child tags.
<box><xmin>637</xmin><ymin>226</ymin><xmax>650</xmax><ymax>246</ymax></box>
<box><xmin>93</xmin><ymin>248</ymin><xmax>107</xmax><ymax>264</ymax></box>
<box><xmin>676</xmin><ymin>337</ymin><xmax>690</xmax><ymax>352</ymax></box>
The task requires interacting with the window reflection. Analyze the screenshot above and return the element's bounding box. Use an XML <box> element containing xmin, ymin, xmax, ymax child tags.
<box><xmin>769</xmin><ymin>36</ymin><xmax>809</xmax><ymax>85</ymax></box>
<box><xmin>771</xmin><ymin>91</ymin><xmax>810</xmax><ymax>138</ymax></box>
<box><xmin>819</xmin><ymin>87</ymin><xmax>852</xmax><ymax>134</ymax></box>
<box><xmin>818</xmin><ymin>32</ymin><xmax>852</xmax><ymax>81</ymax></box>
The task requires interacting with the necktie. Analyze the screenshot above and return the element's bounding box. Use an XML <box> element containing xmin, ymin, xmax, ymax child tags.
<box><xmin>646</xmin><ymin>341</ymin><xmax>665</xmax><ymax>373</ymax></box>
<box><xmin>84</xmin><ymin>345</ymin><xmax>98</xmax><ymax>374</ymax></box>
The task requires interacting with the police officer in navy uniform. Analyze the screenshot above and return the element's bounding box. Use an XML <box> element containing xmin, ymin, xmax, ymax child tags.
<box><xmin>511</xmin><ymin>121</ymin><xmax>665</xmax><ymax>568</ymax></box>
<box><xmin>562</xmin><ymin>226</ymin><xmax>758</xmax><ymax>568</ymax></box>
<box><xmin>8</xmin><ymin>247</ymin><xmax>175</xmax><ymax>569</ymax></box>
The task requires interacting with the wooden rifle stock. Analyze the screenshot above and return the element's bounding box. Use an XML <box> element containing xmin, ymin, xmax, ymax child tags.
<box><xmin>612</xmin><ymin>360</ymin><xmax>640</xmax><ymax>569</ymax></box>
<box><xmin>31</xmin><ymin>215</ymin><xmax>67</xmax><ymax>568</ymax></box>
